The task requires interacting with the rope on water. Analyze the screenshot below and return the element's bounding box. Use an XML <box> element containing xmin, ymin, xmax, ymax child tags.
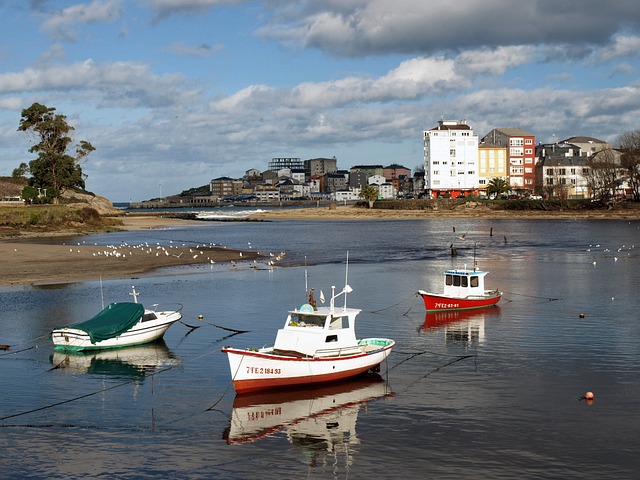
<box><xmin>369</xmin><ymin>292</ymin><xmax>419</xmax><ymax>316</ymax></box>
<box><xmin>502</xmin><ymin>291</ymin><xmax>561</xmax><ymax>302</ymax></box>
<box><xmin>0</xmin><ymin>332</ymin><xmax>241</xmax><ymax>423</ymax></box>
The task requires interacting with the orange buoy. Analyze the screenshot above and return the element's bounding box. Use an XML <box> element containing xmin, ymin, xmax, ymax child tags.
<box><xmin>585</xmin><ymin>391</ymin><xmax>594</xmax><ymax>400</ymax></box>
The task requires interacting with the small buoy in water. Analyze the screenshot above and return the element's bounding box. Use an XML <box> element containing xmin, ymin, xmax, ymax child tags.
<box><xmin>198</xmin><ymin>314</ymin><xmax>204</xmax><ymax>321</ymax></box>
<box><xmin>579</xmin><ymin>313</ymin><xmax>585</xmax><ymax>318</ymax></box>
<box><xmin>585</xmin><ymin>391</ymin><xmax>594</xmax><ymax>400</ymax></box>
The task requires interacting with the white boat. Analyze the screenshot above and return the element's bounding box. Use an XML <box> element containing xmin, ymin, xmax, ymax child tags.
<box><xmin>51</xmin><ymin>287</ymin><xmax>182</xmax><ymax>352</ymax></box>
<box><xmin>222</xmin><ymin>268</ymin><xmax>395</xmax><ymax>394</ymax></box>
<box><xmin>224</xmin><ymin>374</ymin><xmax>392</xmax><ymax>445</ymax></box>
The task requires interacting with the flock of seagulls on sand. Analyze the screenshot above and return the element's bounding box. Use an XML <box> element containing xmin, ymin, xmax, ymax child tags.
<box><xmin>57</xmin><ymin>240</ymin><xmax>287</xmax><ymax>271</ymax></box>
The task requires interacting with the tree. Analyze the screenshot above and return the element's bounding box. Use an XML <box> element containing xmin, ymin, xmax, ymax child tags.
<box><xmin>585</xmin><ymin>147</ymin><xmax>623</xmax><ymax>203</ymax></box>
<box><xmin>359</xmin><ymin>184</ymin><xmax>379</xmax><ymax>208</ymax></box>
<box><xmin>18</xmin><ymin>103</ymin><xmax>95</xmax><ymax>204</ymax></box>
<box><xmin>486</xmin><ymin>177</ymin><xmax>509</xmax><ymax>198</ymax></box>
<box><xmin>617</xmin><ymin>130</ymin><xmax>640</xmax><ymax>200</ymax></box>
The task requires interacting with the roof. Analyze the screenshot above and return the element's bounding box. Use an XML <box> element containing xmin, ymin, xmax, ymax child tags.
<box><xmin>493</xmin><ymin>128</ymin><xmax>534</xmax><ymax>137</ymax></box>
<box><xmin>559</xmin><ymin>136</ymin><xmax>607</xmax><ymax>144</ymax></box>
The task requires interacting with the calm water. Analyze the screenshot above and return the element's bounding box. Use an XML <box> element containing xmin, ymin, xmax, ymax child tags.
<box><xmin>1</xmin><ymin>217</ymin><xmax>639</xmax><ymax>479</ymax></box>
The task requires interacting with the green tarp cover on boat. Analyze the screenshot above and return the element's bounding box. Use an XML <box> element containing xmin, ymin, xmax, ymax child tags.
<box><xmin>62</xmin><ymin>302</ymin><xmax>144</xmax><ymax>344</ymax></box>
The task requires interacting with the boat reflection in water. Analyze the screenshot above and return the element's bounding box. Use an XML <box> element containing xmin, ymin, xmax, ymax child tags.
<box><xmin>223</xmin><ymin>373</ymin><xmax>393</xmax><ymax>457</ymax></box>
<box><xmin>422</xmin><ymin>308</ymin><xmax>500</xmax><ymax>346</ymax></box>
<box><xmin>49</xmin><ymin>340</ymin><xmax>180</xmax><ymax>380</ymax></box>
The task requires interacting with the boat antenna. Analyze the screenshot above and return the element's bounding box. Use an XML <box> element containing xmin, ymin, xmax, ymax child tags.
<box><xmin>304</xmin><ymin>255</ymin><xmax>308</xmax><ymax>297</ymax></box>
<box><xmin>473</xmin><ymin>242</ymin><xmax>478</xmax><ymax>271</ymax></box>
<box><xmin>100</xmin><ymin>275</ymin><xmax>104</xmax><ymax>309</ymax></box>
<box><xmin>130</xmin><ymin>286</ymin><xmax>139</xmax><ymax>303</ymax></box>
<box><xmin>344</xmin><ymin>251</ymin><xmax>350</xmax><ymax>308</ymax></box>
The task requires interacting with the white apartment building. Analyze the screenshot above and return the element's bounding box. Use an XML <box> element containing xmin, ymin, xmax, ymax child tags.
<box><xmin>424</xmin><ymin>119</ymin><xmax>479</xmax><ymax>197</ymax></box>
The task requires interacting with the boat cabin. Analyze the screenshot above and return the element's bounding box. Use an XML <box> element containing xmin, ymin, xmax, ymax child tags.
<box><xmin>442</xmin><ymin>268</ymin><xmax>488</xmax><ymax>299</ymax></box>
<box><xmin>273</xmin><ymin>304</ymin><xmax>361</xmax><ymax>357</ymax></box>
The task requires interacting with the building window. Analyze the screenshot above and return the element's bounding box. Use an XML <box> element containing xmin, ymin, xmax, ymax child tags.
<box><xmin>525</xmin><ymin>139</ymin><xmax>533</xmax><ymax>145</ymax></box>
<box><xmin>510</xmin><ymin>138</ymin><xmax>524</xmax><ymax>146</ymax></box>
<box><xmin>450</xmin><ymin>149</ymin><xmax>456</xmax><ymax>157</ymax></box>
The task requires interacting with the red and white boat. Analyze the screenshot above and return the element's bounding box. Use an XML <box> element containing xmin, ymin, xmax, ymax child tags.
<box><xmin>222</xmin><ymin>277</ymin><xmax>395</xmax><ymax>394</ymax></box>
<box><xmin>418</xmin><ymin>265</ymin><xmax>502</xmax><ymax>312</ymax></box>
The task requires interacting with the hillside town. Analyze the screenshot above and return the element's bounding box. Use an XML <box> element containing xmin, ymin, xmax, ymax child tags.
<box><xmin>131</xmin><ymin>118</ymin><xmax>638</xmax><ymax>208</ymax></box>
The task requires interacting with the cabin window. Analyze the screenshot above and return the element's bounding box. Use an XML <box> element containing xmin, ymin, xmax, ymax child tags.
<box><xmin>142</xmin><ymin>313</ymin><xmax>157</xmax><ymax>322</ymax></box>
<box><xmin>446</xmin><ymin>274</ymin><xmax>453</xmax><ymax>286</ymax></box>
<box><xmin>325</xmin><ymin>335</ymin><xmax>338</xmax><ymax>343</ymax></box>
<box><xmin>461</xmin><ymin>276</ymin><xmax>468</xmax><ymax>287</ymax></box>
<box><xmin>471</xmin><ymin>276</ymin><xmax>479</xmax><ymax>287</ymax></box>
<box><xmin>290</xmin><ymin>313</ymin><xmax>325</xmax><ymax>327</ymax></box>
<box><xmin>329</xmin><ymin>315</ymin><xmax>347</xmax><ymax>330</ymax></box>
<box><xmin>453</xmin><ymin>275</ymin><xmax>461</xmax><ymax>287</ymax></box>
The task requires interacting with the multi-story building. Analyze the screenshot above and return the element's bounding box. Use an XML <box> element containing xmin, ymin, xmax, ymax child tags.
<box><xmin>305</xmin><ymin>157</ymin><xmax>338</xmax><ymax>179</ymax></box>
<box><xmin>559</xmin><ymin>136</ymin><xmax>610</xmax><ymax>157</ymax></box>
<box><xmin>210</xmin><ymin>176</ymin><xmax>243</xmax><ymax>199</ymax></box>
<box><xmin>477</xmin><ymin>143</ymin><xmax>508</xmax><ymax>196</ymax></box>
<box><xmin>350</xmin><ymin>165</ymin><xmax>384</xmax><ymax>178</ymax></box>
<box><xmin>383</xmin><ymin>164</ymin><xmax>411</xmax><ymax>180</ymax></box>
<box><xmin>325</xmin><ymin>171</ymin><xmax>349</xmax><ymax>193</ymax></box>
<box><xmin>423</xmin><ymin>119</ymin><xmax>479</xmax><ymax>198</ymax></box>
<box><xmin>541</xmin><ymin>157</ymin><xmax>590</xmax><ymax>199</ymax></box>
<box><xmin>268</xmin><ymin>157</ymin><xmax>303</xmax><ymax>172</ymax></box>
<box><xmin>482</xmin><ymin>128</ymin><xmax>535</xmax><ymax>192</ymax></box>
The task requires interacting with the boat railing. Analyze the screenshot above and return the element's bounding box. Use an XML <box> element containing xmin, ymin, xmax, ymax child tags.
<box><xmin>313</xmin><ymin>345</ymin><xmax>364</xmax><ymax>358</ymax></box>
<box><xmin>148</xmin><ymin>303</ymin><xmax>183</xmax><ymax>314</ymax></box>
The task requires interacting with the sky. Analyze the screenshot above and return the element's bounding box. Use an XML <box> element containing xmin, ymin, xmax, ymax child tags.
<box><xmin>1</xmin><ymin>1</ymin><xmax>639</xmax><ymax>202</ymax></box>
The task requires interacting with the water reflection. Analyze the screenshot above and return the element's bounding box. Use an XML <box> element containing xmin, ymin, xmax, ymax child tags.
<box><xmin>422</xmin><ymin>309</ymin><xmax>499</xmax><ymax>346</ymax></box>
<box><xmin>223</xmin><ymin>374</ymin><xmax>393</xmax><ymax>454</ymax></box>
<box><xmin>49</xmin><ymin>340</ymin><xmax>179</xmax><ymax>379</ymax></box>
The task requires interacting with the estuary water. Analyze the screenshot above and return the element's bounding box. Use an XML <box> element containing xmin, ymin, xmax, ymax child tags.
<box><xmin>1</xmin><ymin>215</ymin><xmax>639</xmax><ymax>479</ymax></box>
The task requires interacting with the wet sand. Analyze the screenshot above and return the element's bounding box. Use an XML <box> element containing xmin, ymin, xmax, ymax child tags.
<box><xmin>0</xmin><ymin>216</ymin><xmax>261</xmax><ymax>287</ymax></box>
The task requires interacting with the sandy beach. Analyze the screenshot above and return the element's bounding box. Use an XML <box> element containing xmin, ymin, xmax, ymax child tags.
<box><xmin>249</xmin><ymin>203</ymin><xmax>640</xmax><ymax>221</ymax></box>
<box><xmin>0</xmin><ymin>215</ymin><xmax>261</xmax><ymax>287</ymax></box>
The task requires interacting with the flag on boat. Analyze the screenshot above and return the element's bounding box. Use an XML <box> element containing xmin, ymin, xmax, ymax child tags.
<box><xmin>320</xmin><ymin>290</ymin><xmax>325</xmax><ymax>303</ymax></box>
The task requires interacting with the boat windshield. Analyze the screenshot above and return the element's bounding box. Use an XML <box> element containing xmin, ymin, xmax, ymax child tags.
<box><xmin>289</xmin><ymin>313</ymin><xmax>326</xmax><ymax>328</ymax></box>
<box><xmin>446</xmin><ymin>274</ymin><xmax>478</xmax><ymax>288</ymax></box>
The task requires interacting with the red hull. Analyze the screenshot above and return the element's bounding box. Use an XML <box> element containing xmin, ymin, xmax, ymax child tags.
<box><xmin>419</xmin><ymin>292</ymin><xmax>501</xmax><ymax>312</ymax></box>
<box><xmin>230</xmin><ymin>364</ymin><xmax>380</xmax><ymax>395</ymax></box>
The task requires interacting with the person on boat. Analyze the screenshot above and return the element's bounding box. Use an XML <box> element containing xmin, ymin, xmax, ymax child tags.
<box><xmin>308</xmin><ymin>289</ymin><xmax>317</xmax><ymax>311</ymax></box>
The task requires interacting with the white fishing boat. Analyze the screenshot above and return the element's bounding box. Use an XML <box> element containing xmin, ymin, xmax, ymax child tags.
<box><xmin>51</xmin><ymin>287</ymin><xmax>182</xmax><ymax>352</ymax></box>
<box><xmin>222</xmin><ymin>259</ymin><xmax>395</xmax><ymax>394</ymax></box>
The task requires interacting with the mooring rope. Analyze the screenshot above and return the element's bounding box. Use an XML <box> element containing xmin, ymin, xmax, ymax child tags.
<box><xmin>0</xmin><ymin>332</ymin><xmax>241</xmax><ymax>423</ymax></box>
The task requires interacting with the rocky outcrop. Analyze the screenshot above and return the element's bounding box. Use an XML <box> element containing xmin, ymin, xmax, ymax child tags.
<box><xmin>61</xmin><ymin>189</ymin><xmax>123</xmax><ymax>215</ymax></box>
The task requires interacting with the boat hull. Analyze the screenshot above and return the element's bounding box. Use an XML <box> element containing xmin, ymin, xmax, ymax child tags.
<box><xmin>51</xmin><ymin>313</ymin><xmax>181</xmax><ymax>352</ymax></box>
<box><xmin>222</xmin><ymin>338</ymin><xmax>395</xmax><ymax>394</ymax></box>
<box><xmin>418</xmin><ymin>290</ymin><xmax>501</xmax><ymax>312</ymax></box>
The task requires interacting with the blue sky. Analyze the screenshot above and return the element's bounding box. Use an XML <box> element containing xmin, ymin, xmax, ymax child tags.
<box><xmin>1</xmin><ymin>0</ymin><xmax>639</xmax><ymax>202</ymax></box>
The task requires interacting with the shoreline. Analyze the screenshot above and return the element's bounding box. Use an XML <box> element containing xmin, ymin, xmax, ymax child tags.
<box><xmin>3</xmin><ymin>207</ymin><xmax>639</xmax><ymax>287</ymax></box>
<box><xmin>248</xmin><ymin>204</ymin><xmax>640</xmax><ymax>220</ymax></box>
<box><xmin>0</xmin><ymin>215</ymin><xmax>261</xmax><ymax>287</ymax></box>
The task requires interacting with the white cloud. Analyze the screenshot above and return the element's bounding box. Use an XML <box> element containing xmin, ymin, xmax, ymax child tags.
<box><xmin>597</xmin><ymin>35</ymin><xmax>640</xmax><ymax>62</ymax></box>
<box><xmin>41</xmin><ymin>0</ymin><xmax>122</xmax><ymax>41</ymax></box>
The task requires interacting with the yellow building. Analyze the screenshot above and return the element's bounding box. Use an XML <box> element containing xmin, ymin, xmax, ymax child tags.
<box><xmin>478</xmin><ymin>143</ymin><xmax>508</xmax><ymax>196</ymax></box>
